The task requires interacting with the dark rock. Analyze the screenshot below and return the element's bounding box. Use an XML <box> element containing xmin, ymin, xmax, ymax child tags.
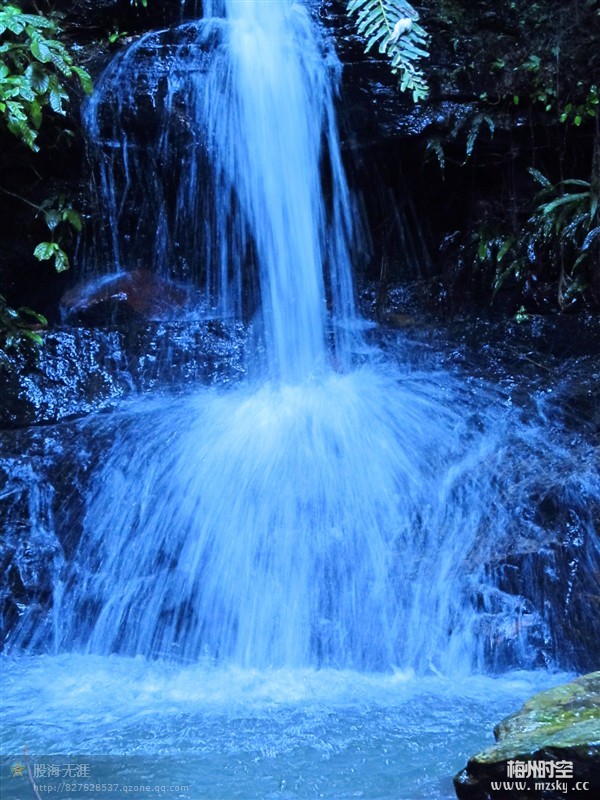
<box><xmin>0</xmin><ymin>422</ymin><xmax>106</xmax><ymax>650</ymax></box>
<box><xmin>0</xmin><ymin>315</ymin><xmax>248</xmax><ymax>647</ymax></box>
<box><xmin>20</xmin><ymin>0</ymin><xmax>201</xmax><ymax>41</ymax></box>
<box><xmin>481</xmin><ymin>490</ymin><xmax>600</xmax><ymax>674</ymax></box>
<box><xmin>0</xmin><ymin>441</ymin><xmax>64</xmax><ymax>649</ymax></box>
<box><xmin>0</xmin><ymin>321</ymin><xmax>248</xmax><ymax>428</ymax></box>
<box><xmin>0</xmin><ymin>329</ymin><xmax>131</xmax><ymax>428</ymax></box>
<box><xmin>60</xmin><ymin>270</ymin><xmax>194</xmax><ymax>324</ymax></box>
<box><xmin>454</xmin><ymin>672</ymin><xmax>600</xmax><ymax>799</ymax></box>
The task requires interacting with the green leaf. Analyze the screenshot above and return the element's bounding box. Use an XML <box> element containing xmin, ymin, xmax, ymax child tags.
<box><xmin>22</xmin><ymin>329</ymin><xmax>43</xmax><ymax>345</ymax></box>
<box><xmin>33</xmin><ymin>241</ymin><xmax>70</xmax><ymax>272</ymax></box>
<box><xmin>25</xmin><ymin>63</ymin><xmax>49</xmax><ymax>94</ymax></box>
<box><xmin>582</xmin><ymin>226</ymin><xmax>600</xmax><ymax>251</ymax></box>
<box><xmin>48</xmin><ymin>85</ymin><xmax>67</xmax><ymax>114</ymax></box>
<box><xmin>71</xmin><ymin>65</ymin><xmax>93</xmax><ymax>95</ymax></box>
<box><xmin>29</xmin><ymin>98</ymin><xmax>42</xmax><ymax>128</ymax></box>
<box><xmin>18</xmin><ymin>306</ymin><xmax>48</xmax><ymax>325</ymax></box>
<box><xmin>7</xmin><ymin>114</ymin><xmax>38</xmax><ymax>149</ymax></box>
<box><xmin>34</xmin><ymin>241</ymin><xmax>58</xmax><ymax>261</ymax></box>
<box><xmin>53</xmin><ymin>246</ymin><xmax>69</xmax><ymax>272</ymax></box>
<box><xmin>6</xmin><ymin>99</ymin><xmax>27</xmax><ymax>120</ymax></box>
<box><xmin>347</xmin><ymin>0</ymin><xmax>428</xmax><ymax>102</ymax></box>
<box><xmin>47</xmin><ymin>48</ymin><xmax>72</xmax><ymax>77</ymax></box>
<box><xmin>4</xmin><ymin>305</ymin><xmax>19</xmax><ymax>320</ymax></box>
<box><xmin>528</xmin><ymin>167</ymin><xmax>551</xmax><ymax>187</ymax></box>
<box><xmin>497</xmin><ymin>236</ymin><xmax>515</xmax><ymax>262</ymax></box>
<box><xmin>540</xmin><ymin>193</ymin><xmax>589</xmax><ymax>215</ymax></box>
<box><xmin>62</xmin><ymin>208</ymin><xmax>83</xmax><ymax>232</ymax></box>
<box><xmin>1</xmin><ymin>12</ymin><xmax>25</xmax><ymax>36</ymax></box>
<box><xmin>18</xmin><ymin>82</ymin><xmax>35</xmax><ymax>102</ymax></box>
<box><xmin>30</xmin><ymin>38</ymin><xmax>52</xmax><ymax>63</ymax></box>
<box><xmin>43</xmin><ymin>209</ymin><xmax>62</xmax><ymax>230</ymax></box>
<box><xmin>559</xmin><ymin>179</ymin><xmax>592</xmax><ymax>188</ymax></box>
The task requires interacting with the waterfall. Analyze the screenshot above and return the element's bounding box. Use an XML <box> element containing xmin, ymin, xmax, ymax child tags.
<box><xmin>3</xmin><ymin>6</ymin><xmax>600</xmax><ymax>796</ymax></box>
<box><xmin>83</xmin><ymin>0</ymin><xmax>357</xmax><ymax>380</ymax></box>
<box><xmin>28</xmin><ymin>0</ymin><xmax>491</xmax><ymax>673</ymax></box>
<box><xmin>206</xmin><ymin>0</ymin><xmax>357</xmax><ymax>380</ymax></box>
<box><xmin>8</xmin><ymin>0</ymin><xmax>597</xmax><ymax>680</ymax></box>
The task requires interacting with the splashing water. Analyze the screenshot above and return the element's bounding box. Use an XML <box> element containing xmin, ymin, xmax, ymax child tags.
<box><xmin>40</xmin><ymin>368</ymin><xmax>509</xmax><ymax>673</ymax></box>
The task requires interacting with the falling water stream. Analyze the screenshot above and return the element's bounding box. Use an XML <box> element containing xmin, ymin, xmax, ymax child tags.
<box><xmin>1</xmin><ymin>1</ymin><xmax>597</xmax><ymax>798</ymax></box>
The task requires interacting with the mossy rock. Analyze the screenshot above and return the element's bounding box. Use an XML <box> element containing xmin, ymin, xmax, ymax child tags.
<box><xmin>454</xmin><ymin>672</ymin><xmax>600</xmax><ymax>799</ymax></box>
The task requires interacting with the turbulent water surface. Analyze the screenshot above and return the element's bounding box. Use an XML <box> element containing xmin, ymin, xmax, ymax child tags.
<box><xmin>1</xmin><ymin>656</ymin><xmax>571</xmax><ymax>799</ymax></box>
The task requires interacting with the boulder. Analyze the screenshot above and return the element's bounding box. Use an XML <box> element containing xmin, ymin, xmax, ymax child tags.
<box><xmin>454</xmin><ymin>672</ymin><xmax>600</xmax><ymax>799</ymax></box>
<box><xmin>60</xmin><ymin>270</ymin><xmax>193</xmax><ymax>325</ymax></box>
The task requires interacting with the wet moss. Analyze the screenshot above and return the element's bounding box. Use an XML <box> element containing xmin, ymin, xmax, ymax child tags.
<box><xmin>455</xmin><ymin>673</ymin><xmax>600</xmax><ymax>799</ymax></box>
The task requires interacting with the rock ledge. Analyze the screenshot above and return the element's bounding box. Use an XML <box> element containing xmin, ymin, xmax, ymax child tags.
<box><xmin>454</xmin><ymin>672</ymin><xmax>600</xmax><ymax>799</ymax></box>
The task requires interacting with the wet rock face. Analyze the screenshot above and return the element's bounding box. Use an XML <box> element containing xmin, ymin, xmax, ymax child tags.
<box><xmin>366</xmin><ymin>310</ymin><xmax>600</xmax><ymax>675</ymax></box>
<box><xmin>0</xmin><ymin>453</ymin><xmax>62</xmax><ymax>650</ymax></box>
<box><xmin>20</xmin><ymin>0</ymin><xmax>202</xmax><ymax>39</ymax></box>
<box><xmin>317</xmin><ymin>0</ymin><xmax>443</xmax><ymax>144</ymax></box>
<box><xmin>485</xmin><ymin>505</ymin><xmax>600</xmax><ymax>674</ymax></box>
<box><xmin>0</xmin><ymin>321</ymin><xmax>248</xmax><ymax>428</ymax></box>
<box><xmin>0</xmin><ymin>419</ymin><xmax>119</xmax><ymax>650</ymax></box>
<box><xmin>0</xmin><ymin>319</ymin><xmax>248</xmax><ymax>647</ymax></box>
<box><xmin>0</xmin><ymin>329</ymin><xmax>131</xmax><ymax>428</ymax></box>
<box><xmin>454</xmin><ymin>672</ymin><xmax>600</xmax><ymax>800</ymax></box>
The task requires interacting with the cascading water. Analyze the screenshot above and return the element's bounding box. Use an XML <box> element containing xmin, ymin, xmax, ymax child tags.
<box><xmin>3</xmin><ymin>2</ymin><xmax>599</xmax><ymax>798</ymax></box>
<box><xmin>30</xmin><ymin>0</ymin><xmax>511</xmax><ymax>674</ymax></box>
<box><xmin>81</xmin><ymin>0</ymin><xmax>357</xmax><ymax>376</ymax></box>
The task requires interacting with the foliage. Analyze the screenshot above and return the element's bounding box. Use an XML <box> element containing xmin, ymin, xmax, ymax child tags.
<box><xmin>0</xmin><ymin>4</ymin><xmax>92</xmax><ymax>343</ymax></box>
<box><xmin>417</xmin><ymin>0</ymin><xmax>600</xmax><ymax>310</ymax></box>
<box><xmin>486</xmin><ymin>52</ymin><xmax>599</xmax><ymax>129</ymax></box>
<box><xmin>0</xmin><ymin>3</ymin><xmax>92</xmax><ymax>151</ymax></box>
<box><xmin>473</xmin><ymin>169</ymin><xmax>599</xmax><ymax>310</ymax></box>
<box><xmin>34</xmin><ymin>194</ymin><xmax>83</xmax><ymax>273</ymax></box>
<box><xmin>0</xmin><ymin>293</ymin><xmax>46</xmax><ymax>348</ymax></box>
<box><xmin>346</xmin><ymin>0</ymin><xmax>429</xmax><ymax>102</ymax></box>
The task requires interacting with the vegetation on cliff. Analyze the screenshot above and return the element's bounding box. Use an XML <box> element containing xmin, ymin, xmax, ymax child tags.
<box><xmin>0</xmin><ymin>2</ymin><xmax>91</xmax><ymax>346</ymax></box>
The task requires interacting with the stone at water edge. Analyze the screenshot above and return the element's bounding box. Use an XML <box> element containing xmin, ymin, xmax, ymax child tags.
<box><xmin>60</xmin><ymin>270</ymin><xmax>193</xmax><ymax>324</ymax></box>
<box><xmin>454</xmin><ymin>672</ymin><xmax>600</xmax><ymax>799</ymax></box>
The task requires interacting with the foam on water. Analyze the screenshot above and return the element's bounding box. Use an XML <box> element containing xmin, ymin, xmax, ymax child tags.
<box><xmin>1</xmin><ymin>653</ymin><xmax>572</xmax><ymax>799</ymax></box>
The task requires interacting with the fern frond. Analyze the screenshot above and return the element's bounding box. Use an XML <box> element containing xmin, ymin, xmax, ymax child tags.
<box><xmin>347</xmin><ymin>0</ymin><xmax>429</xmax><ymax>103</ymax></box>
